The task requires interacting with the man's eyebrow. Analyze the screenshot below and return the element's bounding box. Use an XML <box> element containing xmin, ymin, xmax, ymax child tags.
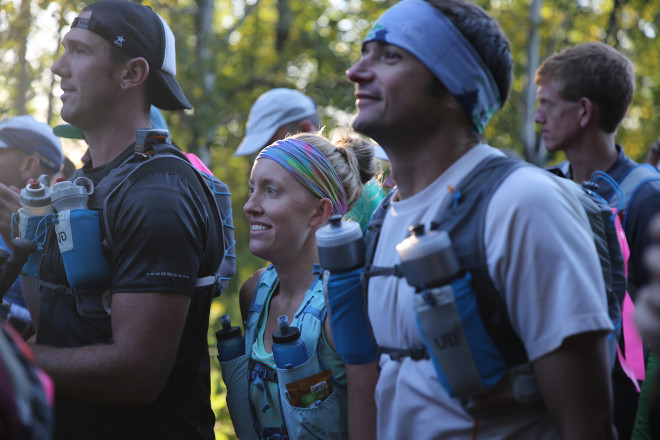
<box><xmin>62</xmin><ymin>33</ymin><xmax>99</xmax><ymax>51</ymax></box>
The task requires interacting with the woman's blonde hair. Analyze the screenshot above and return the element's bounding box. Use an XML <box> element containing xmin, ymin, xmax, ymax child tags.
<box><xmin>291</xmin><ymin>131</ymin><xmax>377</xmax><ymax>209</ymax></box>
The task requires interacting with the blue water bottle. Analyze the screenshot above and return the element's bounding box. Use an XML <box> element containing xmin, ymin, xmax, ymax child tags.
<box><xmin>316</xmin><ymin>215</ymin><xmax>377</xmax><ymax>364</ymax></box>
<box><xmin>272</xmin><ymin>315</ymin><xmax>308</xmax><ymax>369</ymax></box>
<box><xmin>51</xmin><ymin>177</ymin><xmax>112</xmax><ymax>289</ymax></box>
<box><xmin>215</xmin><ymin>315</ymin><xmax>245</xmax><ymax>363</ymax></box>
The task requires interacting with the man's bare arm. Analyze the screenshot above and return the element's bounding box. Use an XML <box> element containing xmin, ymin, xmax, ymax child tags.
<box><xmin>32</xmin><ymin>290</ymin><xmax>190</xmax><ymax>404</ymax></box>
<box><xmin>534</xmin><ymin>331</ymin><xmax>616</xmax><ymax>440</ymax></box>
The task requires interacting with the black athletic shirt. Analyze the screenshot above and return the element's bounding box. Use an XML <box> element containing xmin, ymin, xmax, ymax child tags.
<box><xmin>37</xmin><ymin>144</ymin><xmax>220</xmax><ymax>439</ymax></box>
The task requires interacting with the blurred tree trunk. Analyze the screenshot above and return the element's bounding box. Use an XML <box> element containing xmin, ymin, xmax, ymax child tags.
<box><xmin>605</xmin><ymin>0</ymin><xmax>625</xmax><ymax>47</ymax></box>
<box><xmin>276</xmin><ymin>0</ymin><xmax>291</xmax><ymax>52</ymax></box>
<box><xmin>47</xmin><ymin>11</ymin><xmax>68</xmax><ymax>125</ymax></box>
<box><xmin>191</xmin><ymin>0</ymin><xmax>215</xmax><ymax>164</ymax></box>
<box><xmin>14</xmin><ymin>0</ymin><xmax>33</xmax><ymax>115</ymax></box>
<box><xmin>522</xmin><ymin>0</ymin><xmax>543</xmax><ymax>165</ymax></box>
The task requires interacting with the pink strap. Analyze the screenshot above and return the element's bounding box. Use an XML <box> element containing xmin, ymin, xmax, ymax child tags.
<box><xmin>618</xmin><ymin>294</ymin><xmax>645</xmax><ymax>384</ymax></box>
<box><xmin>612</xmin><ymin>210</ymin><xmax>645</xmax><ymax>387</ymax></box>
<box><xmin>185</xmin><ymin>153</ymin><xmax>214</xmax><ymax>176</ymax></box>
<box><xmin>36</xmin><ymin>369</ymin><xmax>55</xmax><ymax>406</ymax></box>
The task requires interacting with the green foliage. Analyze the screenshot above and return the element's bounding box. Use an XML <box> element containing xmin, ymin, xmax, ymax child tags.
<box><xmin>2</xmin><ymin>1</ymin><xmax>660</xmax><ymax>438</ymax></box>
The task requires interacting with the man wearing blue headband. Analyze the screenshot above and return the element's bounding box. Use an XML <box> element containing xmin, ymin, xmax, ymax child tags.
<box><xmin>345</xmin><ymin>0</ymin><xmax>616</xmax><ymax>438</ymax></box>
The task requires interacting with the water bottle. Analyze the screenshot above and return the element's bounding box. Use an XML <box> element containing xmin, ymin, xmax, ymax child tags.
<box><xmin>215</xmin><ymin>315</ymin><xmax>245</xmax><ymax>362</ymax></box>
<box><xmin>51</xmin><ymin>177</ymin><xmax>112</xmax><ymax>289</ymax></box>
<box><xmin>316</xmin><ymin>215</ymin><xmax>365</xmax><ymax>272</ymax></box>
<box><xmin>396</xmin><ymin>223</ymin><xmax>460</xmax><ymax>287</ymax></box>
<box><xmin>397</xmin><ymin>223</ymin><xmax>504</xmax><ymax>398</ymax></box>
<box><xmin>17</xmin><ymin>174</ymin><xmax>54</xmax><ymax>240</ymax></box>
<box><xmin>16</xmin><ymin>175</ymin><xmax>53</xmax><ymax>277</ymax></box>
<box><xmin>272</xmin><ymin>315</ymin><xmax>308</xmax><ymax>369</ymax></box>
<box><xmin>315</xmin><ymin>215</ymin><xmax>376</xmax><ymax>364</ymax></box>
<box><xmin>19</xmin><ymin>175</ymin><xmax>53</xmax><ymax>219</ymax></box>
<box><xmin>51</xmin><ymin>177</ymin><xmax>94</xmax><ymax>213</ymax></box>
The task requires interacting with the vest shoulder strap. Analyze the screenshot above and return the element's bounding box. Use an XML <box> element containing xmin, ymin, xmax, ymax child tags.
<box><xmin>363</xmin><ymin>154</ymin><xmax>530</xmax><ymax>367</ymax></box>
<box><xmin>617</xmin><ymin>164</ymin><xmax>660</xmax><ymax>228</ymax></box>
<box><xmin>101</xmin><ymin>145</ymin><xmax>225</xmax><ymax>292</ymax></box>
<box><xmin>433</xmin><ymin>155</ymin><xmax>529</xmax><ymax>366</ymax></box>
<box><xmin>244</xmin><ymin>266</ymin><xmax>327</xmax><ymax>359</ymax></box>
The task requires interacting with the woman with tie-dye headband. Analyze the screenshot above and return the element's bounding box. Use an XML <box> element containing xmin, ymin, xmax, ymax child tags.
<box><xmin>220</xmin><ymin>132</ymin><xmax>377</xmax><ymax>439</ymax></box>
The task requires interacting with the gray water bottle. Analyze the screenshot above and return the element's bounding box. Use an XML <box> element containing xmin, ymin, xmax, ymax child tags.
<box><xmin>397</xmin><ymin>224</ymin><xmax>486</xmax><ymax>397</ymax></box>
<box><xmin>50</xmin><ymin>177</ymin><xmax>94</xmax><ymax>213</ymax></box>
<box><xmin>316</xmin><ymin>215</ymin><xmax>365</xmax><ymax>272</ymax></box>
<box><xmin>396</xmin><ymin>224</ymin><xmax>460</xmax><ymax>287</ymax></box>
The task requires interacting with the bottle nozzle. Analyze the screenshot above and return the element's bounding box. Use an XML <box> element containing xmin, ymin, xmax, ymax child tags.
<box><xmin>220</xmin><ymin>314</ymin><xmax>232</xmax><ymax>330</ymax></box>
<box><xmin>277</xmin><ymin>315</ymin><xmax>290</xmax><ymax>331</ymax></box>
<box><xmin>409</xmin><ymin>224</ymin><xmax>426</xmax><ymax>237</ymax></box>
<box><xmin>28</xmin><ymin>179</ymin><xmax>41</xmax><ymax>189</ymax></box>
<box><xmin>328</xmin><ymin>215</ymin><xmax>343</xmax><ymax>228</ymax></box>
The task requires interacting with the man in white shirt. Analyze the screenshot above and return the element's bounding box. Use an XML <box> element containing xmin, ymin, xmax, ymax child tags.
<box><xmin>346</xmin><ymin>0</ymin><xmax>616</xmax><ymax>438</ymax></box>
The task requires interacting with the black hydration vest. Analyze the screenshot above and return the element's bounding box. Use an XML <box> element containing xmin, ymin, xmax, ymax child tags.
<box><xmin>35</xmin><ymin>132</ymin><xmax>231</xmax><ymax>439</ymax></box>
<box><xmin>37</xmin><ymin>132</ymin><xmax>231</xmax><ymax>341</ymax></box>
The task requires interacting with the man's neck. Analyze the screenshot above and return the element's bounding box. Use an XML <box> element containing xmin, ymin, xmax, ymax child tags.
<box><xmin>82</xmin><ymin>109</ymin><xmax>151</xmax><ymax>168</ymax></box>
<box><xmin>383</xmin><ymin>130</ymin><xmax>479</xmax><ymax>200</ymax></box>
<box><xmin>565</xmin><ymin>131</ymin><xmax>619</xmax><ymax>184</ymax></box>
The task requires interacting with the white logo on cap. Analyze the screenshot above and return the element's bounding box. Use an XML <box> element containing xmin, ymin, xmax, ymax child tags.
<box><xmin>114</xmin><ymin>35</ymin><xmax>125</xmax><ymax>47</ymax></box>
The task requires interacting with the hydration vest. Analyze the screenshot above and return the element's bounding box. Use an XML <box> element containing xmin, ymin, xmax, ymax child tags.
<box><xmin>38</xmin><ymin>130</ymin><xmax>234</xmax><ymax>320</ymax></box>
<box><xmin>221</xmin><ymin>265</ymin><xmax>348</xmax><ymax>440</ymax></box>
<box><xmin>550</xmin><ymin>161</ymin><xmax>660</xmax><ymax>387</ymax></box>
<box><xmin>362</xmin><ymin>154</ymin><xmax>626</xmax><ymax>417</ymax></box>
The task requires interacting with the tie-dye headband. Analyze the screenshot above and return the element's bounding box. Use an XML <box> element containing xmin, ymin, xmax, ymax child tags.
<box><xmin>257</xmin><ymin>138</ymin><xmax>348</xmax><ymax>216</ymax></box>
<box><xmin>363</xmin><ymin>0</ymin><xmax>500</xmax><ymax>133</ymax></box>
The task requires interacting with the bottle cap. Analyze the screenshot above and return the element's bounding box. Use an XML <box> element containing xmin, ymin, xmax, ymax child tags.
<box><xmin>315</xmin><ymin>215</ymin><xmax>363</xmax><ymax>247</ymax></box>
<box><xmin>216</xmin><ymin>314</ymin><xmax>242</xmax><ymax>341</ymax></box>
<box><xmin>272</xmin><ymin>315</ymin><xmax>301</xmax><ymax>343</ymax></box>
<box><xmin>20</xmin><ymin>174</ymin><xmax>52</xmax><ymax>207</ymax></box>
<box><xmin>396</xmin><ymin>224</ymin><xmax>452</xmax><ymax>262</ymax></box>
<box><xmin>51</xmin><ymin>177</ymin><xmax>94</xmax><ymax>205</ymax></box>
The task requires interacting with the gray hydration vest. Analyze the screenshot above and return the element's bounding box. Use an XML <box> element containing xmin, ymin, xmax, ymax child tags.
<box><xmin>362</xmin><ymin>154</ymin><xmax>625</xmax><ymax>417</ymax></box>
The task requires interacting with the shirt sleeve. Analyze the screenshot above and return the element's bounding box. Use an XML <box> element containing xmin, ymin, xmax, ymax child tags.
<box><xmin>485</xmin><ymin>167</ymin><xmax>613</xmax><ymax>361</ymax></box>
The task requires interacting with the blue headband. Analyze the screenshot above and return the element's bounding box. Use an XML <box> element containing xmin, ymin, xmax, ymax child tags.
<box><xmin>257</xmin><ymin>138</ymin><xmax>349</xmax><ymax>216</ymax></box>
<box><xmin>363</xmin><ymin>0</ymin><xmax>501</xmax><ymax>133</ymax></box>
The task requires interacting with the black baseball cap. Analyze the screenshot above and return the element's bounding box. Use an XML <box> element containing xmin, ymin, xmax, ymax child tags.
<box><xmin>71</xmin><ymin>0</ymin><xmax>191</xmax><ymax>111</ymax></box>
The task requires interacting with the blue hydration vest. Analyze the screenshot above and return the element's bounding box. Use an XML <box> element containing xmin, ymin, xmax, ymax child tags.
<box><xmin>220</xmin><ymin>266</ymin><xmax>348</xmax><ymax>440</ymax></box>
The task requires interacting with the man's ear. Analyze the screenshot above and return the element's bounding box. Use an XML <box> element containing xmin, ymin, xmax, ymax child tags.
<box><xmin>299</xmin><ymin>119</ymin><xmax>318</xmax><ymax>133</ymax></box>
<box><xmin>578</xmin><ymin>97</ymin><xmax>594</xmax><ymax>128</ymax></box>
<box><xmin>120</xmin><ymin>57</ymin><xmax>150</xmax><ymax>90</ymax></box>
<box><xmin>310</xmin><ymin>198</ymin><xmax>334</xmax><ymax>227</ymax></box>
<box><xmin>20</xmin><ymin>155</ymin><xmax>41</xmax><ymax>183</ymax></box>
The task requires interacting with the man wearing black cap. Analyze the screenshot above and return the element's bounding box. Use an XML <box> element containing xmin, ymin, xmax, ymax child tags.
<box><xmin>23</xmin><ymin>1</ymin><xmax>224</xmax><ymax>439</ymax></box>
